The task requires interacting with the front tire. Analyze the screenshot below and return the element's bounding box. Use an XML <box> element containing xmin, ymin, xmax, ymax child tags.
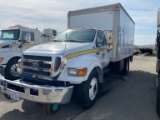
<box><xmin>5</xmin><ymin>58</ymin><xmax>20</xmax><ymax>80</ymax></box>
<box><xmin>43</xmin><ymin>104</ymin><xmax>59</xmax><ymax>115</ymax></box>
<box><xmin>82</xmin><ymin>70</ymin><xmax>99</xmax><ymax>109</ymax></box>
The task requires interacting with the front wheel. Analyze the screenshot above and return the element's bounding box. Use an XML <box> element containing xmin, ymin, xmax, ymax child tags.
<box><xmin>5</xmin><ymin>58</ymin><xmax>20</xmax><ymax>80</ymax></box>
<box><xmin>43</xmin><ymin>104</ymin><xmax>59</xmax><ymax>115</ymax></box>
<box><xmin>82</xmin><ymin>70</ymin><xmax>99</xmax><ymax>109</ymax></box>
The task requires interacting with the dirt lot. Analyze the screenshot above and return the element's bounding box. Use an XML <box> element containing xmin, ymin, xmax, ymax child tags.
<box><xmin>0</xmin><ymin>54</ymin><xmax>159</xmax><ymax>120</ymax></box>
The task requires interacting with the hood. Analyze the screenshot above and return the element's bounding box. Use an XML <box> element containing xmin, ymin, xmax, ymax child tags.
<box><xmin>0</xmin><ymin>40</ymin><xmax>16</xmax><ymax>53</ymax></box>
<box><xmin>25</xmin><ymin>42</ymin><xmax>94</xmax><ymax>55</ymax></box>
<box><xmin>0</xmin><ymin>40</ymin><xmax>15</xmax><ymax>45</ymax></box>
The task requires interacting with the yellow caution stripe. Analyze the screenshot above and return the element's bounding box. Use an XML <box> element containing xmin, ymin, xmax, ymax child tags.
<box><xmin>11</xmin><ymin>43</ymin><xmax>17</xmax><ymax>47</ymax></box>
<box><xmin>22</xmin><ymin>44</ymin><xmax>35</xmax><ymax>47</ymax></box>
<box><xmin>66</xmin><ymin>48</ymin><xmax>107</xmax><ymax>59</ymax></box>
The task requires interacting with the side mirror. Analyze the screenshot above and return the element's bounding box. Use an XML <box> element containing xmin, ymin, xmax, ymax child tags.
<box><xmin>18</xmin><ymin>40</ymin><xmax>27</xmax><ymax>48</ymax></box>
<box><xmin>96</xmin><ymin>41</ymin><xmax>103</xmax><ymax>47</ymax></box>
<box><xmin>18</xmin><ymin>39</ymin><xmax>27</xmax><ymax>43</ymax></box>
<box><xmin>53</xmin><ymin>30</ymin><xmax>57</xmax><ymax>36</ymax></box>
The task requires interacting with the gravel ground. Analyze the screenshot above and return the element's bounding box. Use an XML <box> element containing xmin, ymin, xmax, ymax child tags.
<box><xmin>0</xmin><ymin>54</ymin><xmax>159</xmax><ymax>120</ymax></box>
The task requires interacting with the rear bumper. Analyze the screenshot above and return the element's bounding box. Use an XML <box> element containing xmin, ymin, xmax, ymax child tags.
<box><xmin>0</xmin><ymin>75</ymin><xmax>74</xmax><ymax>104</ymax></box>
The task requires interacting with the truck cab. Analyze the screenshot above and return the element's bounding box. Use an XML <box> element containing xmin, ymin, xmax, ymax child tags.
<box><xmin>0</xmin><ymin>25</ymin><xmax>57</xmax><ymax>80</ymax></box>
<box><xmin>0</xmin><ymin>28</ymin><xmax>111</xmax><ymax>113</ymax></box>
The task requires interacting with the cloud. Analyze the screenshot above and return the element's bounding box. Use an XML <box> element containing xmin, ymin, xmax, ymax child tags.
<box><xmin>0</xmin><ymin>0</ymin><xmax>159</xmax><ymax>45</ymax></box>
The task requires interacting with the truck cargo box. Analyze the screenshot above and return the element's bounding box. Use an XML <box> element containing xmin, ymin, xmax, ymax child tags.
<box><xmin>68</xmin><ymin>3</ymin><xmax>135</xmax><ymax>62</ymax></box>
<box><xmin>158</xmin><ymin>8</ymin><xmax>160</xmax><ymax>26</ymax></box>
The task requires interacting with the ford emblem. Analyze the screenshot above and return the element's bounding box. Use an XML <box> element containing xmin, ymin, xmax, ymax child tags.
<box><xmin>32</xmin><ymin>61</ymin><xmax>39</xmax><ymax>68</ymax></box>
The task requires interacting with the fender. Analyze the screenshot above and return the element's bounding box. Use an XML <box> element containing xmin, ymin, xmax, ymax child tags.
<box><xmin>0</xmin><ymin>50</ymin><xmax>21</xmax><ymax>65</ymax></box>
<box><xmin>58</xmin><ymin>55</ymin><xmax>103</xmax><ymax>84</ymax></box>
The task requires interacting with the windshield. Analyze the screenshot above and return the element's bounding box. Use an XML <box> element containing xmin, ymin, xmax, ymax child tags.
<box><xmin>54</xmin><ymin>29</ymin><xmax>96</xmax><ymax>42</ymax></box>
<box><xmin>0</xmin><ymin>29</ymin><xmax>20</xmax><ymax>40</ymax></box>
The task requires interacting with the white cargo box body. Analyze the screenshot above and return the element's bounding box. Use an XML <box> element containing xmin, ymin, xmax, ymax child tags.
<box><xmin>68</xmin><ymin>3</ymin><xmax>135</xmax><ymax>62</ymax></box>
<box><xmin>158</xmin><ymin>8</ymin><xmax>160</xmax><ymax>26</ymax></box>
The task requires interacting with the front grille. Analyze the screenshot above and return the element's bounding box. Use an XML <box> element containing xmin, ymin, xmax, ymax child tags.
<box><xmin>23</xmin><ymin>55</ymin><xmax>52</xmax><ymax>78</ymax></box>
<box><xmin>22</xmin><ymin>55</ymin><xmax>62</xmax><ymax>82</ymax></box>
<box><xmin>23</xmin><ymin>69</ymin><xmax>51</xmax><ymax>76</ymax></box>
<box><xmin>24</xmin><ymin>55</ymin><xmax>52</xmax><ymax>61</ymax></box>
<box><xmin>23</xmin><ymin>61</ymin><xmax>51</xmax><ymax>69</ymax></box>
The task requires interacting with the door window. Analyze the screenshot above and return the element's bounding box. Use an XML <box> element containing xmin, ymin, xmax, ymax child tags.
<box><xmin>96</xmin><ymin>31</ymin><xmax>107</xmax><ymax>47</ymax></box>
<box><xmin>22</xmin><ymin>32</ymin><xmax>34</xmax><ymax>42</ymax></box>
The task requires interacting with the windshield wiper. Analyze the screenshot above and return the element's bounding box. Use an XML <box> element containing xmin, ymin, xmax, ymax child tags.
<box><xmin>53</xmin><ymin>40</ymin><xmax>63</xmax><ymax>42</ymax></box>
<box><xmin>2</xmin><ymin>38</ymin><xmax>11</xmax><ymax>40</ymax></box>
<box><xmin>65</xmin><ymin>40</ymin><xmax>82</xmax><ymax>42</ymax></box>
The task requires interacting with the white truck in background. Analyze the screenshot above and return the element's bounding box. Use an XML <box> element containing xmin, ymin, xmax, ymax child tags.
<box><xmin>0</xmin><ymin>24</ymin><xmax>57</xmax><ymax>80</ymax></box>
<box><xmin>0</xmin><ymin>3</ymin><xmax>135</xmax><ymax>115</ymax></box>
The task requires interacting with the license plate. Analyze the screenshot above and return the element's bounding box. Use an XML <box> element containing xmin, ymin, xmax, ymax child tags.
<box><xmin>10</xmin><ymin>91</ymin><xmax>20</xmax><ymax>100</ymax></box>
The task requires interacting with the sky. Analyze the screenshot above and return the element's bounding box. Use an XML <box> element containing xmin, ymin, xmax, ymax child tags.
<box><xmin>0</xmin><ymin>0</ymin><xmax>159</xmax><ymax>45</ymax></box>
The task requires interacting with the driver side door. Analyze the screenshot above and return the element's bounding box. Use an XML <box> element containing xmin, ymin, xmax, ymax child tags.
<box><xmin>96</xmin><ymin>30</ymin><xmax>110</xmax><ymax>68</ymax></box>
<box><xmin>19</xmin><ymin>31</ymin><xmax>35</xmax><ymax>51</ymax></box>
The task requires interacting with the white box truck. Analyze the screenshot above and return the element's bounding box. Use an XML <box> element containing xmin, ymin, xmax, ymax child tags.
<box><xmin>0</xmin><ymin>3</ymin><xmax>135</xmax><ymax>115</ymax></box>
<box><xmin>0</xmin><ymin>25</ymin><xmax>57</xmax><ymax>80</ymax></box>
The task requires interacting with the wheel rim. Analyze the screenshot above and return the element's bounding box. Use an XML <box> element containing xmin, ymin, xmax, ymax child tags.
<box><xmin>10</xmin><ymin>64</ymin><xmax>20</xmax><ymax>77</ymax></box>
<box><xmin>89</xmin><ymin>77</ymin><xmax>98</xmax><ymax>100</ymax></box>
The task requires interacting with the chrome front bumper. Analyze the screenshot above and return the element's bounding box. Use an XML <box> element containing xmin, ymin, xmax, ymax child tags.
<box><xmin>0</xmin><ymin>75</ymin><xmax>74</xmax><ymax>104</ymax></box>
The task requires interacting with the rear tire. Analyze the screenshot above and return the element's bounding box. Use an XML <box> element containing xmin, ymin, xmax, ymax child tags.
<box><xmin>5</xmin><ymin>58</ymin><xmax>20</xmax><ymax>80</ymax></box>
<box><xmin>121</xmin><ymin>58</ymin><xmax>129</xmax><ymax>75</ymax></box>
<box><xmin>81</xmin><ymin>70</ymin><xmax>99</xmax><ymax>109</ymax></box>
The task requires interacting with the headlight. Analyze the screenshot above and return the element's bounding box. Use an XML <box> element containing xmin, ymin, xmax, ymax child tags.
<box><xmin>0</xmin><ymin>57</ymin><xmax>4</xmax><ymax>63</ymax></box>
<box><xmin>68</xmin><ymin>68</ymin><xmax>87</xmax><ymax>77</ymax></box>
<box><xmin>68</xmin><ymin>68</ymin><xmax>77</xmax><ymax>76</ymax></box>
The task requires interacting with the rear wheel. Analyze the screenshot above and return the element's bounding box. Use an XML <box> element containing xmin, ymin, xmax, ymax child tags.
<box><xmin>81</xmin><ymin>70</ymin><xmax>99</xmax><ymax>109</ymax></box>
<box><xmin>5</xmin><ymin>58</ymin><xmax>20</xmax><ymax>80</ymax></box>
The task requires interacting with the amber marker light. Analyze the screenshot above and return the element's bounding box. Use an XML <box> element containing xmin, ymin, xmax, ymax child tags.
<box><xmin>50</xmin><ymin>64</ymin><xmax>53</xmax><ymax>73</ymax></box>
<box><xmin>77</xmin><ymin>68</ymin><xmax>87</xmax><ymax>77</ymax></box>
<box><xmin>0</xmin><ymin>58</ymin><xmax>4</xmax><ymax>63</ymax></box>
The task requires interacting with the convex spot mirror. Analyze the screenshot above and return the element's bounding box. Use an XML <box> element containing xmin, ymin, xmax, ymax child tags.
<box><xmin>96</xmin><ymin>40</ymin><xmax>103</xmax><ymax>47</ymax></box>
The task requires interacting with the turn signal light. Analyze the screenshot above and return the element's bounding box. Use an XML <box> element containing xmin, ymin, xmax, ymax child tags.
<box><xmin>77</xmin><ymin>68</ymin><xmax>87</xmax><ymax>77</ymax></box>
<box><xmin>0</xmin><ymin>58</ymin><xmax>4</xmax><ymax>63</ymax></box>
